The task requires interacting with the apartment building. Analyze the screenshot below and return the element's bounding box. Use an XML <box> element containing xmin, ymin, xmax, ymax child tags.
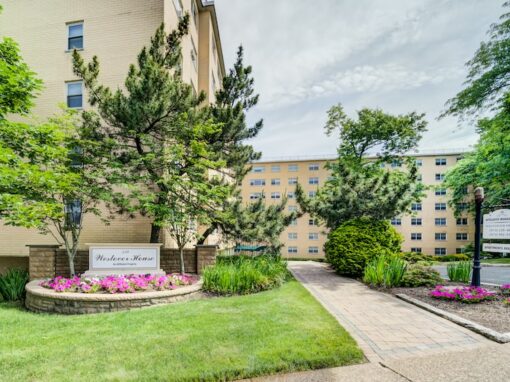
<box><xmin>240</xmin><ymin>151</ymin><xmax>474</xmax><ymax>259</ymax></box>
<box><xmin>0</xmin><ymin>0</ymin><xmax>225</xmax><ymax>258</ymax></box>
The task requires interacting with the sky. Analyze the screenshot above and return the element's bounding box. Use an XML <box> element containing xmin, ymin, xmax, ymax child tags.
<box><xmin>214</xmin><ymin>0</ymin><xmax>503</xmax><ymax>160</ymax></box>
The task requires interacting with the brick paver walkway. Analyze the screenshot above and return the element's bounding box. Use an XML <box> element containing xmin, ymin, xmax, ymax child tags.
<box><xmin>288</xmin><ymin>261</ymin><xmax>490</xmax><ymax>362</ymax></box>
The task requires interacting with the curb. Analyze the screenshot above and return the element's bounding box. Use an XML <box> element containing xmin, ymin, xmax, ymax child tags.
<box><xmin>481</xmin><ymin>263</ymin><xmax>510</xmax><ymax>268</ymax></box>
<box><xmin>396</xmin><ymin>293</ymin><xmax>510</xmax><ymax>344</ymax></box>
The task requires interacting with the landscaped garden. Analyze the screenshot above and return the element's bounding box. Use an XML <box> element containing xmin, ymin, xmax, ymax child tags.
<box><xmin>0</xmin><ymin>279</ymin><xmax>364</xmax><ymax>381</ymax></box>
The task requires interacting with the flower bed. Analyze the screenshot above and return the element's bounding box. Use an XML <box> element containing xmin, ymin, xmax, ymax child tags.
<box><xmin>500</xmin><ymin>284</ymin><xmax>510</xmax><ymax>296</ymax></box>
<box><xmin>40</xmin><ymin>274</ymin><xmax>196</xmax><ymax>294</ymax></box>
<box><xmin>429</xmin><ymin>285</ymin><xmax>496</xmax><ymax>303</ymax></box>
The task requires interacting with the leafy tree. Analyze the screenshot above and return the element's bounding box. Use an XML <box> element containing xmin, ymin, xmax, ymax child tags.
<box><xmin>445</xmin><ymin>94</ymin><xmax>510</xmax><ymax>213</ymax></box>
<box><xmin>442</xmin><ymin>1</ymin><xmax>510</xmax><ymax>118</ymax></box>
<box><xmin>297</xmin><ymin>104</ymin><xmax>426</xmax><ymax>230</ymax></box>
<box><xmin>0</xmin><ymin>110</ymin><xmax>117</xmax><ymax>275</ymax></box>
<box><xmin>73</xmin><ymin>16</ymin><xmax>230</xmax><ymax>247</ymax></box>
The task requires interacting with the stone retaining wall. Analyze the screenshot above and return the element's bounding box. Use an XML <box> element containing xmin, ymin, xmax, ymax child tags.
<box><xmin>25</xmin><ymin>280</ymin><xmax>203</xmax><ymax>314</ymax></box>
<box><xmin>28</xmin><ymin>245</ymin><xmax>217</xmax><ymax>280</ymax></box>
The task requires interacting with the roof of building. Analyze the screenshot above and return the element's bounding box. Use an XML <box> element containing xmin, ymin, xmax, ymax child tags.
<box><xmin>199</xmin><ymin>0</ymin><xmax>226</xmax><ymax>78</ymax></box>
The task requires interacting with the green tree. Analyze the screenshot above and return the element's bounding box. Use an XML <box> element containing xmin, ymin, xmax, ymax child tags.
<box><xmin>297</xmin><ymin>104</ymin><xmax>426</xmax><ymax>230</ymax></box>
<box><xmin>73</xmin><ymin>16</ymin><xmax>230</xmax><ymax>246</ymax></box>
<box><xmin>0</xmin><ymin>110</ymin><xmax>117</xmax><ymax>275</ymax></box>
<box><xmin>442</xmin><ymin>2</ymin><xmax>510</xmax><ymax>118</ymax></box>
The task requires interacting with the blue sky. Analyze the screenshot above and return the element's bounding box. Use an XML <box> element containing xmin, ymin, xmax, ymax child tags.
<box><xmin>215</xmin><ymin>0</ymin><xmax>503</xmax><ymax>159</ymax></box>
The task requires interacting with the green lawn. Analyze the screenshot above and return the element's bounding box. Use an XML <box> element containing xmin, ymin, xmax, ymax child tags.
<box><xmin>0</xmin><ymin>280</ymin><xmax>364</xmax><ymax>381</ymax></box>
<box><xmin>481</xmin><ymin>258</ymin><xmax>510</xmax><ymax>264</ymax></box>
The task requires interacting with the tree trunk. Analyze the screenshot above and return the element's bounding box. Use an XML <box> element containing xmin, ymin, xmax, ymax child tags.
<box><xmin>69</xmin><ymin>257</ymin><xmax>75</xmax><ymax>277</ymax></box>
<box><xmin>150</xmin><ymin>224</ymin><xmax>161</xmax><ymax>243</ymax></box>
<box><xmin>197</xmin><ymin>224</ymin><xmax>216</xmax><ymax>245</ymax></box>
<box><xmin>179</xmin><ymin>247</ymin><xmax>185</xmax><ymax>274</ymax></box>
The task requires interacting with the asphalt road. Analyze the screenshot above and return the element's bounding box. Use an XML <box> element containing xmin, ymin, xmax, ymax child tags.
<box><xmin>433</xmin><ymin>265</ymin><xmax>510</xmax><ymax>285</ymax></box>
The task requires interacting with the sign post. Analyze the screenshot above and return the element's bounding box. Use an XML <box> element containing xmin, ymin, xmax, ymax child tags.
<box><xmin>471</xmin><ymin>187</ymin><xmax>484</xmax><ymax>287</ymax></box>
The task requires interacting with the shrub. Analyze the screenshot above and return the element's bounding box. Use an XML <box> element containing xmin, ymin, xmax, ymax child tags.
<box><xmin>400</xmin><ymin>252</ymin><xmax>436</xmax><ymax>264</ymax></box>
<box><xmin>202</xmin><ymin>255</ymin><xmax>289</xmax><ymax>295</ymax></box>
<box><xmin>436</xmin><ymin>254</ymin><xmax>470</xmax><ymax>262</ymax></box>
<box><xmin>430</xmin><ymin>285</ymin><xmax>495</xmax><ymax>303</ymax></box>
<box><xmin>447</xmin><ymin>261</ymin><xmax>472</xmax><ymax>283</ymax></box>
<box><xmin>362</xmin><ymin>255</ymin><xmax>407</xmax><ymax>288</ymax></box>
<box><xmin>401</xmin><ymin>265</ymin><xmax>444</xmax><ymax>287</ymax></box>
<box><xmin>325</xmin><ymin>218</ymin><xmax>403</xmax><ymax>277</ymax></box>
<box><xmin>0</xmin><ymin>268</ymin><xmax>30</xmax><ymax>302</ymax></box>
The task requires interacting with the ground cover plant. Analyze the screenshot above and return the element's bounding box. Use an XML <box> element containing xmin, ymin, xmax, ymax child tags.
<box><xmin>0</xmin><ymin>280</ymin><xmax>364</xmax><ymax>381</ymax></box>
<box><xmin>429</xmin><ymin>285</ymin><xmax>496</xmax><ymax>303</ymax></box>
<box><xmin>39</xmin><ymin>274</ymin><xmax>196</xmax><ymax>294</ymax></box>
<box><xmin>446</xmin><ymin>261</ymin><xmax>472</xmax><ymax>283</ymax></box>
<box><xmin>0</xmin><ymin>268</ymin><xmax>29</xmax><ymax>301</ymax></box>
<box><xmin>202</xmin><ymin>254</ymin><xmax>289</xmax><ymax>295</ymax></box>
<box><xmin>400</xmin><ymin>265</ymin><xmax>443</xmax><ymax>288</ymax></box>
<box><xmin>362</xmin><ymin>255</ymin><xmax>406</xmax><ymax>288</ymax></box>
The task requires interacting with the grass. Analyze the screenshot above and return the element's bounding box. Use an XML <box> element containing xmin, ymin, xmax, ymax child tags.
<box><xmin>0</xmin><ymin>280</ymin><xmax>364</xmax><ymax>381</ymax></box>
<box><xmin>481</xmin><ymin>258</ymin><xmax>510</xmax><ymax>264</ymax></box>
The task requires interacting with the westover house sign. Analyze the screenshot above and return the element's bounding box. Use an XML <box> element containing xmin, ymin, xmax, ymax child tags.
<box><xmin>84</xmin><ymin>243</ymin><xmax>164</xmax><ymax>276</ymax></box>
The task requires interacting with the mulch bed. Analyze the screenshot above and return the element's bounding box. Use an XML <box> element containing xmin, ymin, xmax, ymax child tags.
<box><xmin>389</xmin><ymin>284</ymin><xmax>510</xmax><ymax>333</ymax></box>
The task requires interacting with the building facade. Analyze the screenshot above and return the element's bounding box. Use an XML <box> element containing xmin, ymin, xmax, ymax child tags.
<box><xmin>240</xmin><ymin>151</ymin><xmax>474</xmax><ymax>259</ymax></box>
<box><xmin>0</xmin><ymin>0</ymin><xmax>225</xmax><ymax>259</ymax></box>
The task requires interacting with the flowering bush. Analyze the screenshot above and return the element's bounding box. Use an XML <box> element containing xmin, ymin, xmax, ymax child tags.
<box><xmin>500</xmin><ymin>284</ymin><xmax>510</xmax><ymax>296</ymax></box>
<box><xmin>429</xmin><ymin>285</ymin><xmax>496</xmax><ymax>303</ymax></box>
<box><xmin>40</xmin><ymin>274</ymin><xmax>196</xmax><ymax>294</ymax></box>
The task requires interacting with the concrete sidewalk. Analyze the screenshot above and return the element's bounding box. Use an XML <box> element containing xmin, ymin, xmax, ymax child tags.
<box><xmin>245</xmin><ymin>343</ymin><xmax>510</xmax><ymax>381</ymax></box>
<box><xmin>288</xmin><ymin>261</ymin><xmax>489</xmax><ymax>362</ymax></box>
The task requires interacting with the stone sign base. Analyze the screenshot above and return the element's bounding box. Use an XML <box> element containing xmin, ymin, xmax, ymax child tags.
<box><xmin>25</xmin><ymin>280</ymin><xmax>203</xmax><ymax>314</ymax></box>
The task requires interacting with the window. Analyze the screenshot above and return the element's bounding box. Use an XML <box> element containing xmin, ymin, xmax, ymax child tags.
<box><xmin>211</xmin><ymin>71</ymin><xmax>217</xmax><ymax>94</ymax></box>
<box><xmin>173</xmin><ymin>0</ymin><xmax>184</xmax><ymax>18</ymax></box>
<box><xmin>288</xmin><ymin>246</ymin><xmax>298</xmax><ymax>254</ymax></box>
<box><xmin>249</xmin><ymin>179</ymin><xmax>265</xmax><ymax>186</ymax></box>
<box><xmin>190</xmin><ymin>38</ymin><xmax>198</xmax><ymax>71</ymax></box>
<box><xmin>457</xmin><ymin>202</ymin><xmax>468</xmax><ymax>210</ymax></box>
<box><xmin>308</xmin><ymin>233</ymin><xmax>319</xmax><ymax>240</ymax></box>
<box><xmin>411</xmin><ymin>218</ymin><xmax>422</xmax><ymax>226</ymax></box>
<box><xmin>415</xmin><ymin>159</ymin><xmax>423</xmax><ymax>167</ymax></box>
<box><xmin>212</xmin><ymin>34</ymin><xmax>217</xmax><ymax>63</ymax></box>
<box><xmin>287</xmin><ymin>192</ymin><xmax>295</xmax><ymax>199</ymax></box>
<box><xmin>288</xmin><ymin>232</ymin><xmax>297</xmax><ymax>240</ymax></box>
<box><xmin>456</xmin><ymin>233</ymin><xmax>468</xmax><ymax>241</ymax></box>
<box><xmin>288</xmin><ymin>164</ymin><xmax>299</xmax><ymax>172</ymax></box>
<box><xmin>288</xmin><ymin>177</ymin><xmax>298</xmax><ymax>185</ymax></box>
<box><xmin>391</xmin><ymin>218</ymin><xmax>402</xmax><ymax>226</ymax></box>
<box><xmin>252</xmin><ymin>166</ymin><xmax>265</xmax><ymax>173</ymax></box>
<box><xmin>308</xmin><ymin>246</ymin><xmax>319</xmax><ymax>254</ymax></box>
<box><xmin>271</xmin><ymin>178</ymin><xmax>280</xmax><ymax>186</ymax></box>
<box><xmin>308</xmin><ymin>163</ymin><xmax>319</xmax><ymax>171</ymax></box>
<box><xmin>435</xmin><ymin>248</ymin><xmax>447</xmax><ymax>256</ymax></box>
<box><xmin>435</xmin><ymin>218</ymin><xmax>447</xmax><ymax>226</ymax></box>
<box><xmin>289</xmin><ymin>219</ymin><xmax>297</xmax><ymax>226</ymax></box>
<box><xmin>456</xmin><ymin>247</ymin><xmax>466</xmax><ymax>254</ymax></box>
<box><xmin>249</xmin><ymin>193</ymin><xmax>262</xmax><ymax>200</ymax></box>
<box><xmin>191</xmin><ymin>0</ymin><xmax>198</xmax><ymax>25</ymax></box>
<box><xmin>67</xmin><ymin>22</ymin><xmax>83</xmax><ymax>50</ymax></box>
<box><xmin>410</xmin><ymin>247</ymin><xmax>422</xmax><ymax>253</ymax></box>
<box><xmin>309</xmin><ymin>219</ymin><xmax>317</xmax><ymax>226</ymax></box>
<box><xmin>270</xmin><ymin>192</ymin><xmax>281</xmax><ymax>199</ymax></box>
<box><xmin>411</xmin><ymin>203</ymin><xmax>422</xmax><ymax>211</ymax></box>
<box><xmin>391</xmin><ymin>159</ymin><xmax>402</xmax><ymax>168</ymax></box>
<box><xmin>435</xmin><ymin>203</ymin><xmax>447</xmax><ymax>211</ymax></box>
<box><xmin>435</xmin><ymin>158</ymin><xmax>447</xmax><ymax>166</ymax></box>
<box><xmin>271</xmin><ymin>165</ymin><xmax>280</xmax><ymax>172</ymax></box>
<box><xmin>66</xmin><ymin>81</ymin><xmax>83</xmax><ymax>108</ymax></box>
<box><xmin>435</xmin><ymin>233</ymin><xmax>447</xmax><ymax>241</ymax></box>
<box><xmin>456</xmin><ymin>217</ymin><xmax>468</xmax><ymax>226</ymax></box>
<box><xmin>435</xmin><ymin>188</ymin><xmax>447</xmax><ymax>196</ymax></box>
<box><xmin>308</xmin><ymin>191</ymin><xmax>316</xmax><ymax>198</ymax></box>
<box><xmin>288</xmin><ymin>205</ymin><xmax>297</xmax><ymax>212</ymax></box>
<box><xmin>417</xmin><ymin>174</ymin><xmax>423</xmax><ymax>182</ymax></box>
<box><xmin>411</xmin><ymin>233</ymin><xmax>422</xmax><ymax>240</ymax></box>
<box><xmin>308</xmin><ymin>177</ymin><xmax>319</xmax><ymax>185</ymax></box>
<box><xmin>435</xmin><ymin>173</ymin><xmax>445</xmax><ymax>181</ymax></box>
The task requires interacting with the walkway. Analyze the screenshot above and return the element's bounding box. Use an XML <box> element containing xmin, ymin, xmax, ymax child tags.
<box><xmin>288</xmin><ymin>261</ymin><xmax>489</xmax><ymax>362</ymax></box>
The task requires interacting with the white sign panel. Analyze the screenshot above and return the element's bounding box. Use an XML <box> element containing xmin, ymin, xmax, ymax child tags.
<box><xmin>483</xmin><ymin>209</ymin><xmax>510</xmax><ymax>239</ymax></box>
<box><xmin>91</xmin><ymin>247</ymin><xmax>157</xmax><ymax>269</ymax></box>
<box><xmin>85</xmin><ymin>244</ymin><xmax>163</xmax><ymax>276</ymax></box>
<box><xmin>483</xmin><ymin>243</ymin><xmax>510</xmax><ymax>253</ymax></box>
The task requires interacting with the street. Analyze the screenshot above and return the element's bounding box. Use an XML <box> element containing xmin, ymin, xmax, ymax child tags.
<box><xmin>433</xmin><ymin>265</ymin><xmax>510</xmax><ymax>285</ymax></box>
